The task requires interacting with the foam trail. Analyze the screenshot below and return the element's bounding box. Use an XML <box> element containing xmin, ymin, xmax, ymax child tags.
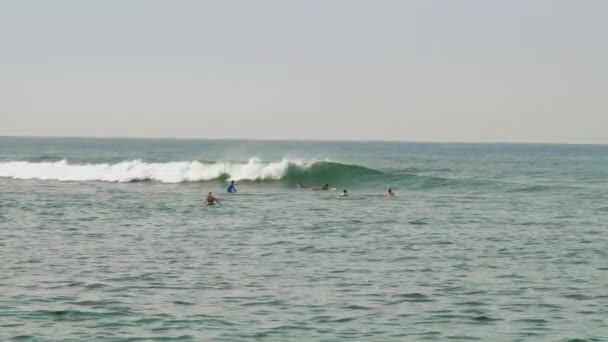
<box><xmin>0</xmin><ymin>158</ymin><xmax>300</xmax><ymax>183</ymax></box>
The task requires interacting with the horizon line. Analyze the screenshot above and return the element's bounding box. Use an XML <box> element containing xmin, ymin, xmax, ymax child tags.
<box><xmin>1</xmin><ymin>134</ymin><xmax>607</xmax><ymax>146</ymax></box>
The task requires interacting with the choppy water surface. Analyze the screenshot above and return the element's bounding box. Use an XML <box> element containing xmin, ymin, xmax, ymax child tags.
<box><xmin>1</xmin><ymin>137</ymin><xmax>607</xmax><ymax>341</ymax></box>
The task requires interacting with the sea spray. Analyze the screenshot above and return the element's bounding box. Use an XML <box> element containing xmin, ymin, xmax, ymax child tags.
<box><xmin>0</xmin><ymin>158</ymin><xmax>383</xmax><ymax>184</ymax></box>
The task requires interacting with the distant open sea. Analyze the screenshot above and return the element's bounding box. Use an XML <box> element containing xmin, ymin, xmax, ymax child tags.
<box><xmin>1</xmin><ymin>137</ymin><xmax>607</xmax><ymax>341</ymax></box>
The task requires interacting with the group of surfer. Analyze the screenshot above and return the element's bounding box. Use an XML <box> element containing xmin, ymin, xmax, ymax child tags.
<box><xmin>204</xmin><ymin>181</ymin><xmax>395</xmax><ymax>205</ymax></box>
<box><xmin>296</xmin><ymin>184</ymin><xmax>394</xmax><ymax>198</ymax></box>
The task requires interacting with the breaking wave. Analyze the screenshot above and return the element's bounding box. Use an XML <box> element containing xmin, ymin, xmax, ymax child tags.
<box><xmin>0</xmin><ymin>158</ymin><xmax>576</xmax><ymax>192</ymax></box>
<box><xmin>0</xmin><ymin>158</ymin><xmax>383</xmax><ymax>184</ymax></box>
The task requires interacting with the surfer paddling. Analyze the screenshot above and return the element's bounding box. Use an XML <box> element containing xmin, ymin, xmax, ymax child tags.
<box><xmin>313</xmin><ymin>184</ymin><xmax>330</xmax><ymax>190</ymax></box>
<box><xmin>204</xmin><ymin>192</ymin><xmax>221</xmax><ymax>206</ymax></box>
<box><xmin>385</xmin><ymin>188</ymin><xmax>395</xmax><ymax>196</ymax></box>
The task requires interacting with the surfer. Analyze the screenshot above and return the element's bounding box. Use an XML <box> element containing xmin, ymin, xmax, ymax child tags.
<box><xmin>340</xmin><ymin>189</ymin><xmax>348</xmax><ymax>197</ymax></box>
<box><xmin>386</xmin><ymin>188</ymin><xmax>395</xmax><ymax>196</ymax></box>
<box><xmin>314</xmin><ymin>184</ymin><xmax>330</xmax><ymax>190</ymax></box>
<box><xmin>204</xmin><ymin>192</ymin><xmax>221</xmax><ymax>205</ymax></box>
<box><xmin>227</xmin><ymin>180</ymin><xmax>237</xmax><ymax>193</ymax></box>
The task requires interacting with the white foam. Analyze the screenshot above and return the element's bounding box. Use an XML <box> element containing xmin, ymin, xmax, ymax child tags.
<box><xmin>0</xmin><ymin>158</ymin><xmax>308</xmax><ymax>183</ymax></box>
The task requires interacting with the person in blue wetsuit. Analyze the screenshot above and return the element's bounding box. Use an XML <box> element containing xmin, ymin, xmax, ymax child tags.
<box><xmin>227</xmin><ymin>180</ymin><xmax>237</xmax><ymax>193</ymax></box>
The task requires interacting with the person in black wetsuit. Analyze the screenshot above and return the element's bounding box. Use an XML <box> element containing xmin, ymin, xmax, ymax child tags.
<box><xmin>313</xmin><ymin>184</ymin><xmax>330</xmax><ymax>190</ymax></box>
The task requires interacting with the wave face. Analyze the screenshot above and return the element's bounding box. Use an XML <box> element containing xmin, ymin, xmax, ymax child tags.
<box><xmin>0</xmin><ymin>158</ymin><xmax>383</xmax><ymax>184</ymax></box>
<box><xmin>0</xmin><ymin>158</ymin><xmax>582</xmax><ymax>192</ymax></box>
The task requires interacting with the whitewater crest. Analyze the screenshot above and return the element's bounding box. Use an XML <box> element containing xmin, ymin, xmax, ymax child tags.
<box><xmin>0</xmin><ymin>158</ymin><xmax>307</xmax><ymax>183</ymax></box>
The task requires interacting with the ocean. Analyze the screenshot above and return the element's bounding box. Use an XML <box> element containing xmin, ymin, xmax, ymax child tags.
<box><xmin>1</xmin><ymin>137</ymin><xmax>607</xmax><ymax>341</ymax></box>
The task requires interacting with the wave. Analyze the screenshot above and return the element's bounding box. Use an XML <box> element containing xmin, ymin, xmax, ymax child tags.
<box><xmin>0</xmin><ymin>158</ymin><xmax>578</xmax><ymax>192</ymax></box>
<box><xmin>0</xmin><ymin>158</ymin><xmax>383</xmax><ymax>184</ymax></box>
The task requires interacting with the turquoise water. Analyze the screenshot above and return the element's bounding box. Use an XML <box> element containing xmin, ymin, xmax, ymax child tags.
<box><xmin>1</xmin><ymin>137</ymin><xmax>607</xmax><ymax>341</ymax></box>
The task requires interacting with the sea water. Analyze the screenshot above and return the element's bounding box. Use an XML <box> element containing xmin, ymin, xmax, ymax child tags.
<box><xmin>1</xmin><ymin>137</ymin><xmax>607</xmax><ymax>341</ymax></box>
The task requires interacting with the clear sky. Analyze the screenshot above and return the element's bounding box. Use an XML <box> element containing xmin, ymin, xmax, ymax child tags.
<box><xmin>1</xmin><ymin>0</ymin><xmax>606</xmax><ymax>143</ymax></box>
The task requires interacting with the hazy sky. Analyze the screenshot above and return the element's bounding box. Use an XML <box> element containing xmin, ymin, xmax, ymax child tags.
<box><xmin>1</xmin><ymin>0</ymin><xmax>606</xmax><ymax>143</ymax></box>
